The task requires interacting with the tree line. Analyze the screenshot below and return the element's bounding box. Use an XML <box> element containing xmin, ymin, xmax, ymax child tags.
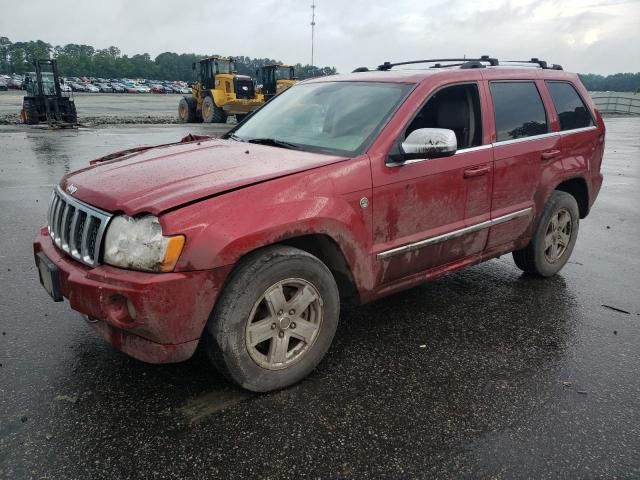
<box><xmin>0</xmin><ymin>37</ymin><xmax>337</xmax><ymax>81</ymax></box>
<box><xmin>578</xmin><ymin>73</ymin><xmax>640</xmax><ymax>93</ymax></box>
<box><xmin>2</xmin><ymin>38</ymin><xmax>639</xmax><ymax>91</ymax></box>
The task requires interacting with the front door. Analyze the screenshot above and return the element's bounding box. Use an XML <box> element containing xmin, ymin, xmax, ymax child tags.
<box><xmin>371</xmin><ymin>82</ymin><xmax>493</xmax><ymax>285</ymax></box>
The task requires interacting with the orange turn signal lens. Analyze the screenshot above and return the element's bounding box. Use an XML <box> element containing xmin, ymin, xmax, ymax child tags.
<box><xmin>160</xmin><ymin>235</ymin><xmax>185</xmax><ymax>272</ymax></box>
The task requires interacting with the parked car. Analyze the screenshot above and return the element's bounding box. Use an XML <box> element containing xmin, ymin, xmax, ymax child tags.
<box><xmin>8</xmin><ymin>76</ymin><xmax>24</xmax><ymax>89</ymax></box>
<box><xmin>85</xmin><ymin>84</ymin><xmax>100</xmax><ymax>93</ymax></box>
<box><xmin>0</xmin><ymin>79</ymin><xmax>8</xmax><ymax>91</ymax></box>
<box><xmin>96</xmin><ymin>83</ymin><xmax>113</xmax><ymax>93</ymax></box>
<box><xmin>150</xmin><ymin>84</ymin><xmax>166</xmax><ymax>94</ymax></box>
<box><xmin>110</xmin><ymin>83</ymin><xmax>126</xmax><ymax>93</ymax></box>
<box><xmin>34</xmin><ymin>56</ymin><xmax>605</xmax><ymax>392</ymax></box>
<box><xmin>70</xmin><ymin>82</ymin><xmax>88</xmax><ymax>92</ymax></box>
<box><xmin>59</xmin><ymin>82</ymin><xmax>72</xmax><ymax>93</ymax></box>
<box><xmin>134</xmin><ymin>84</ymin><xmax>151</xmax><ymax>93</ymax></box>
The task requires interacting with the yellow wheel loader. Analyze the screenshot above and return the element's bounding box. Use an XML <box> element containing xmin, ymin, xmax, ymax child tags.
<box><xmin>178</xmin><ymin>56</ymin><xmax>262</xmax><ymax>123</ymax></box>
<box><xmin>256</xmin><ymin>65</ymin><xmax>297</xmax><ymax>102</ymax></box>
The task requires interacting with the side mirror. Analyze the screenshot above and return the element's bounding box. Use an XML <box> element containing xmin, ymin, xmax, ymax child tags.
<box><xmin>399</xmin><ymin>128</ymin><xmax>457</xmax><ymax>161</ymax></box>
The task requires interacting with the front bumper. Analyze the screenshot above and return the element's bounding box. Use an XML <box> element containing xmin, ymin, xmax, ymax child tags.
<box><xmin>34</xmin><ymin>228</ymin><xmax>224</xmax><ymax>363</ymax></box>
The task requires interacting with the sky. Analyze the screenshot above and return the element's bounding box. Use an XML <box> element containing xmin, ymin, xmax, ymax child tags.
<box><xmin>1</xmin><ymin>0</ymin><xmax>639</xmax><ymax>75</ymax></box>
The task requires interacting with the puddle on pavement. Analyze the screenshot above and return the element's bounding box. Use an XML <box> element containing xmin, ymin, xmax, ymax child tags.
<box><xmin>179</xmin><ymin>387</ymin><xmax>254</xmax><ymax>424</ymax></box>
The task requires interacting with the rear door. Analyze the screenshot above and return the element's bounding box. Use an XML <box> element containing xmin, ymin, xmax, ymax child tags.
<box><xmin>484</xmin><ymin>79</ymin><xmax>560</xmax><ymax>250</ymax></box>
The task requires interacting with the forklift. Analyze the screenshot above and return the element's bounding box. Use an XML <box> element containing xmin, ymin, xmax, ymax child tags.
<box><xmin>21</xmin><ymin>59</ymin><xmax>77</xmax><ymax>127</ymax></box>
<box><xmin>256</xmin><ymin>64</ymin><xmax>297</xmax><ymax>102</ymax></box>
<box><xmin>178</xmin><ymin>56</ymin><xmax>262</xmax><ymax>124</ymax></box>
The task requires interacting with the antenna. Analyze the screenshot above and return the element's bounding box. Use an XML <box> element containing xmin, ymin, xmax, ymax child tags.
<box><xmin>310</xmin><ymin>1</ymin><xmax>316</xmax><ymax>67</ymax></box>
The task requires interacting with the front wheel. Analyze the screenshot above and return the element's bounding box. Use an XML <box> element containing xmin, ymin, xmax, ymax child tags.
<box><xmin>204</xmin><ymin>246</ymin><xmax>340</xmax><ymax>392</ymax></box>
<box><xmin>512</xmin><ymin>191</ymin><xmax>579</xmax><ymax>277</ymax></box>
<box><xmin>201</xmin><ymin>96</ymin><xmax>226</xmax><ymax>123</ymax></box>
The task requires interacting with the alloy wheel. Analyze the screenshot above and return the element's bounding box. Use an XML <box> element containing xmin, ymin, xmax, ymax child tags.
<box><xmin>543</xmin><ymin>208</ymin><xmax>573</xmax><ymax>263</ymax></box>
<box><xmin>245</xmin><ymin>278</ymin><xmax>323</xmax><ymax>370</ymax></box>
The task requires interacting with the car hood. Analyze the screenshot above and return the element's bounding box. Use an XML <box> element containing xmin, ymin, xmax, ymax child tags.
<box><xmin>60</xmin><ymin>138</ymin><xmax>348</xmax><ymax>216</ymax></box>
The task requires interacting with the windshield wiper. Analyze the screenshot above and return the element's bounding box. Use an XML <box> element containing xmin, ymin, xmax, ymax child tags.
<box><xmin>227</xmin><ymin>133</ymin><xmax>244</xmax><ymax>142</ymax></box>
<box><xmin>245</xmin><ymin>138</ymin><xmax>303</xmax><ymax>150</ymax></box>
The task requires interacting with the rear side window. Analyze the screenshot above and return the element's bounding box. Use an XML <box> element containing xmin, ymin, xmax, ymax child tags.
<box><xmin>490</xmin><ymin>82</ymin><xmax>548</xmax><ymax>142</ymax></box>
<box><xmin>546</xmin><ymin>81</ymin><xmax>594</xmax><ymax>131</ymax></box>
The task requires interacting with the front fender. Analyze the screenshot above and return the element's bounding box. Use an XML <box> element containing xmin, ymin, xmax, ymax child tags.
<box><xmin>161</xmin><ymin>159</ymin><xmax>375</xmax><ymax>294</ymax></box>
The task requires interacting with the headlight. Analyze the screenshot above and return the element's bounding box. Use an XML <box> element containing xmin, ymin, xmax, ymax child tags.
<box><xmin>103</xmin><ymin>215</ymin><xmax>185</xmax><ymax>272</ymax></box>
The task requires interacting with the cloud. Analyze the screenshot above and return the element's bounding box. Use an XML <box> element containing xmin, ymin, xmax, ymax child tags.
<box><xmin>1</xmin><ymin>0</ymin><xmax>638</xmax><ymax>74</ymax></box>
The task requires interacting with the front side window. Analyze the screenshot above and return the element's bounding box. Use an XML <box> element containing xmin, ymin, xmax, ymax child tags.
<box><xmin>546</xmin><ymin>81</ymin><xmax>593</xmax><ymax>131</ymax></box>
<box><xmin>405</xmin><ymin>83</ymin><xmax>483</xmax><ymax>150</ymax></box>
<box><xmin>490</xmin><ymin>81</ymin><xmax>548</xmax><ymax>142</ymax></box>
<box><xmin>230</xmin><ymin>81</ymin><xmax>414</xmax><ymax>156</ymax></box>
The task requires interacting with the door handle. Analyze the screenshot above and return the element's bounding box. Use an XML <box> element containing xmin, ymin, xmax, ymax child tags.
<box><xmin>541</xmin><ymin>150</ymin><xmax>561</xmax><ymax>160</ymax></box>
<box><xmin>463</xmin><ymin>166</ymin><xmax>490</xmax><ymax>178</ymax></box>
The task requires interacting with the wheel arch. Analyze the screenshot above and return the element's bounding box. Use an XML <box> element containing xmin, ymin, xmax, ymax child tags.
<box><xmin>554</xmin><ymin>177</ymin><xmax>590</xmax><ymax>218</ymax></box>
<box><xmin>278</xmin><ymin>234</ymin><xmax>360</xmax><ymax>306</ymax></box>
<box><xmin>214</xmin><ymin>232</ymin><xmax>362</xmax><ymax>308</ymax></box>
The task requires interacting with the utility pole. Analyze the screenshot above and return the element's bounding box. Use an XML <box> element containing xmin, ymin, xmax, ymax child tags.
<box><xmin>310</xmin><ymin>1</ymin><xmax>316</xmax><ymax>67</ymax></box>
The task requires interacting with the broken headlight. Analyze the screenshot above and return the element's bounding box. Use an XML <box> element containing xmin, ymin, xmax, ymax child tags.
<box><xmin>103</xmin><ymin>215</ymin><xmax>185</xmax><ymax>272</ymax></box>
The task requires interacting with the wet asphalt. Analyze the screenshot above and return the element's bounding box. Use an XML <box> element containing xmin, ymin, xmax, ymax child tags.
<box><xmin>0</xmin><ymin>118</ymin><xmax>639</xmax><ymax>479</ymax></box>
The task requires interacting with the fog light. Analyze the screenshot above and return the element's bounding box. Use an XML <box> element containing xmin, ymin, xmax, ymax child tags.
<box><xmin>103</xmin><ymin>294</ymin><xmax>136</xmax><ymax>327</ymax></box>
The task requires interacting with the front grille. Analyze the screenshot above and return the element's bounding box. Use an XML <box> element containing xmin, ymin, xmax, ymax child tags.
<box><xmin>234</xmin><ymin>77</ymin><xmax>255</xmax><ymax>99</ymax></box>
<box><xmin>47</xmin><ymin>187</ymin><xmax>112</xmax><ymax>267</ymax></box>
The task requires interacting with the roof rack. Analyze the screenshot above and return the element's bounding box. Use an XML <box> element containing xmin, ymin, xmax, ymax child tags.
<box><xmin>502</xmin><ymin>58</ymin><xmax>564</xmax><ymax>70</ymax></box>
<box><xmin>353</xmin><ymin>56</ymin><xmax>563</xmax><ymax>73</ymax></box>
<box><xmin>376</xmin><ymin>55</ymin><xmax>499</xmax><ymax>71</ymax></box>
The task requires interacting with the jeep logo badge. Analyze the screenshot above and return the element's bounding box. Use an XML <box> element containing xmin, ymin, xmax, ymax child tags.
<box><xmin>67</xmin><ymin>184</ymin><xmax>78</xmax><ymax>195</ymax></box>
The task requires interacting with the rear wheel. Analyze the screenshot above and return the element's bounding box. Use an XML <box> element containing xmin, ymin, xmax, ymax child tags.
<box><xmin>22</xmin><ymin>100</ymin><xmax>39</xmax><ymax>125</ymax></box>
<box><xmin>67</xmin><ymin>102</ymin><xmax>78</xmax><ymax>124</ymax></box>
<box><xmin>204</xmin><ymin>245</ymin><xmax>340</xmax><ymax>392</ymax></box>
<box><xmin>201</xmin><ymin>96</ymin><xmax>227</xmax><ymax>123</ymax></box>
<box><xmin>512</xmin><ymin>191</ymin><xmax>579</xmax><ymax>277</ymax></box>
<box><xmin>178</xmin><ymin>96</ymin><xmax>197</xmax><ymax>123</ymax></box>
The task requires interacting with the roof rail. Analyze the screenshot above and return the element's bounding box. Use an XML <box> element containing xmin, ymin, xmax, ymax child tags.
<box><xmin>502</xmin><ymin>58</ymin><xmax>564</xmax><ymax>70</ymax></box>
<box><xmin>377</xmin><ymin>55</ymin><xmax>499</xmax><ymax>71</ymax></box>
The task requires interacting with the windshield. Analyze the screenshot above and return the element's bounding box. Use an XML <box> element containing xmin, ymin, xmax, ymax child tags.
<box><xmin>26</xmin><ymin>72</ymin><xmax>56</xmax><ymax>96</ymax></box>
<box><xmin>230</xmin><ymin>81</ymin><xmax>413</xmax><ymax>156</ymax></box>
<box><xmin>275</xmin><ymin>67</ymin><xmax>292</xmax><ymax>80</ymax></box>
<box><xmin>216</xmin><ymin>60</ymin><xmax>233</xmax><ymax>74</ymax></box>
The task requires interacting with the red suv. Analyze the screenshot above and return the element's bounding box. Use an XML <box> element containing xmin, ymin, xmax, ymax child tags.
<box><xmin>34</xmin><ymin>57</ymin><xmax>605</xmax><ymax>392</ymax></box>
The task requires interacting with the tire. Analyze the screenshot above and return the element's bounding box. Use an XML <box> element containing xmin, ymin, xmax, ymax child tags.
<box><xmin>22</xmin><ymin>100</ymin><xmax>39</xmax><ymax>125</ymax></box>
<box><xmin>204</xmin><ymin>245</ymin><xmax>340</xmax><ymax>392</ymax></box>
<box><xmin>201</xmin><ymin>95</ymin><xmax>226</xmax><ymax>123</ymax></box>
<box><xmin>178</xmin><ymin>96</ymin><xmax>197</xmax><ymax>123</ymax></box>
<box><xmin>512</xmin><ymin>191</ymin><xmax>579</xmax><ymax>277</ymax></box>
<box><xmin>67</xmin><ymin>102</ymin><xmax>78</xmax><ymax>124</ymax></box>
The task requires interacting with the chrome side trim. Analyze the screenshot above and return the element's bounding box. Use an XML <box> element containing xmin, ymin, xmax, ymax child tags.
<box><xmin>376</xmin><ymin>207</ymin><xmax>532</xmax><ymax>260</ymax></box>
<box><xmin>559</xmin><ymin>125</ymin><xmax>597</xmax><ymax>136</ymax></box>
<box><xmin>492</xmin><ymin>131</ymin><xmax>559</xmax><ymax>147</ymax></box>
